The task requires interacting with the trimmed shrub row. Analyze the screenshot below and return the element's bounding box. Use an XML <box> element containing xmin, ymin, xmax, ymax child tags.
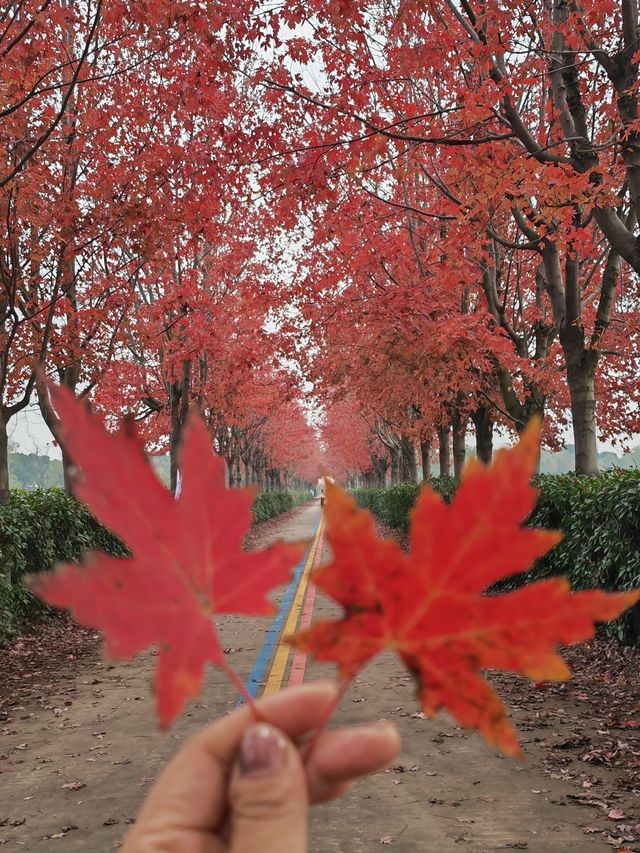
<box><xmin>1</xmin><ymin>489</ymin><xmax>129</xmax><ymax>587</ymax></box>
<box><xmin>0</xmin><ymin>489</ymin><xmax>129</xmax><ymax>644</ymax></box>
<box><xmin>0</xmin><ymin>487</ymin><xmax>309</xmax><ymax>644</ymax></box>
<box><xmin>352</xmin><ymin>470</ymin><xmax>640</xmax><ymax>646</ymax></box>
<box><xmin>352</xmin><ymin>479</ymin><xmax>454</xmax><ymax>532</ymax></box>
<box><xmin>252</xmin><ymin>490</ymin><xmax>308</xmax><ymax>523</ymax></box>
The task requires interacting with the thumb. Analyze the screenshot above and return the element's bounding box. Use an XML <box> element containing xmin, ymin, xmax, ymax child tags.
<box><xmin>229</xmin><ymin>723</ymin><xmax>308</xmax><ymax>853</ymax></box>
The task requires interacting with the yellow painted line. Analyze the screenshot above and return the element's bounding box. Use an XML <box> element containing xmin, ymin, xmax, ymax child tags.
<box><xmin>262</xmin><ymin>515</ymin><xmax>324</xmax><ymax>696</ymax></box>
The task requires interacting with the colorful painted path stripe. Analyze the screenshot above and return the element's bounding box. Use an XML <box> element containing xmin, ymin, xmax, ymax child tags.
<box><xmin>240</xmin><ymin>514</ymin><xmax>323</xmax><ymax>702</ymax></box>
<box><xmin>262</xmin><ymin>515</ymin><xmax>324</xmax><ymax>696</ymax></box>
<box><xmin>287</xmin><ymin>530</ymin><xmax>324</xmax><ymax>687</ymax></box>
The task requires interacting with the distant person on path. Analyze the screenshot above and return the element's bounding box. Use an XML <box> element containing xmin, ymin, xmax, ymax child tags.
<box><xmin>122</xmin><ymin>682</ymin><xmax>399</xmax><ymax>853</ymax></box>
<box><xmin>320</xmin><ymin>483</ymin><xmax>325</xmax><ymax>508</ymax></box>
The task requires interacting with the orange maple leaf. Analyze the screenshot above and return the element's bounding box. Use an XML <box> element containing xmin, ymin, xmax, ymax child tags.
<box><xmin>30</xmin><ymin>385</ymin><xmax>303</xmax><ymax>727</ymax></box>
<box><xmin>290</xmin><ymin>422</ymin><xmax>639</xmax><ymax>756</ymax></box>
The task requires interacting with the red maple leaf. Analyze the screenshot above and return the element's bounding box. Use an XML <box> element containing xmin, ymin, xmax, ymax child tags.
<box><xmin>30</xmin><ymin>385</ymin><xmax>303</xmax><ymax>727</ymax></box>
<box><xmin>290</xmin><ymin>422</ymin><xmax>640</xmax><ymax>756</ymax></box>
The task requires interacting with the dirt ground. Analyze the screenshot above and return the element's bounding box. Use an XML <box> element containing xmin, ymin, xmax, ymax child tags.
<box><xmin>1</xmin><ymin>502</ymin><xmax>638</xmax><ymax>851</ymax></box>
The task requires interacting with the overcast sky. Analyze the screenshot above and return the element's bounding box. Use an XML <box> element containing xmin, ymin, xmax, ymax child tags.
<box><xmin>9</xmin><ymin>405</ymin><xmax>62</xmax><ymax>458</ymax></box>
<box><xmin>9</xmin><ymin>400</ymin><xmax>638</xmax><ymax>460</ymax></box>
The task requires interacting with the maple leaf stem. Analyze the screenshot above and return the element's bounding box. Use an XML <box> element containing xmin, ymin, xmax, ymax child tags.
<box><xmin>305</xmin><ymin>677</ymin><xmax>353</xmax><ymax>754</ymax></box>
<box><xmin>221</xmin><ymin>658</ymin><xmax>262</xmax><ymax>718</ymax></box>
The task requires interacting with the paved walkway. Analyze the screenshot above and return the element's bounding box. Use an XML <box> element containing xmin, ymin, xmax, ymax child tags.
<box><xmin>0</xmin><ymin>502</ymin><xmax>614</xmax><ymax>851</ymax></box>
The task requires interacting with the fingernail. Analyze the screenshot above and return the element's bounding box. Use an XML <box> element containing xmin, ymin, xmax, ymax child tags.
<box><xmin>238</xmin><ymin>724</ymin><xmax>287</xmax><ymax>776</ymax></box>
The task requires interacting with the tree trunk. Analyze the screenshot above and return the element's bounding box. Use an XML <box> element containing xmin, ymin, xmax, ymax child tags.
<box><xmin>420</xmin><ymin>439</ymin><xmax>432</xmax><ymax>480</ymax></box>
<box><xmin>390</xmin><ymin>446</ymin><xmax>400</xmax><ymax>485</ymax></box>
<box><xmin>227</xmin><ymin>455</ymin><xmax>238</xmax><ymax>487</ymax></box>
<box><xmin>37</xmin><ymin>382</ymin><xmax>78</xmax><ymax>491</ymax></box>
<box><xmin>452</xmin><ymin>414</ymin><xmax>467</xmax><ymax>481</ymax></box>
<box><xmin>0</xmin><ymin>410</ymin><xmax>10</xmax><ymax>584</ymax></box>
<box><xmin>169</xmin><ymin>361</ymin><xmax>191</xmax><ymax>494</ymax></box>
<box><xmin>438</xmin><ymin>426</ymin><xmax>451</xmax><ymax>478</ymax></box>
<box><xmin>372</xmin><ymin>454</ymin><xmax>388</xmax><ymax>486</ymax></box>
<box><xmin>169</xmin><ymin>403</ymin><xmax>182</xmax><ymax>492</ymax></box>
<box><xmin>0</xmin><ymin>410</ymin><xmax>9</xmax><ymax>509</ymax></box>
<box><xmin>565</xmin><ymin>355</ymin><xmax>599</xmax><ymax>474</ymax></box>
<box><xmin>560</xmin><ymin>251</ymin><xmax>599</xmax><ymax>475</ymax></box>
<box><xmin>401</xmin><ymin>436</ymin><xmax>418</xmax><ymax>483</ymax></box>
<box><xmin>561</xmin><ymin>247</ymin><xmax>619</xmax><ymax>475</ymax></box>
<box><xmin>472</xmin><ymin>406</ymin><xmax>494</xmax><ymax>464</ymax></box>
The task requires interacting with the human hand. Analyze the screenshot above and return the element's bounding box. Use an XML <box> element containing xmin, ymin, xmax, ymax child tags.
<box><xmin>122</xmin><ymin>681</ymin><xmax>401</xmax><ymax>852</ymax></box>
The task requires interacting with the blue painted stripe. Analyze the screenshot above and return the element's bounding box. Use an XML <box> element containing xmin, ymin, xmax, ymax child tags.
<box><xmin>238</xmin><ymin>517</ymin><xmax>321</xmax><ymax>703</ymax></box>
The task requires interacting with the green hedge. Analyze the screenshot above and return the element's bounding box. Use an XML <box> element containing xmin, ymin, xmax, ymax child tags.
<box><xmin>0</xmin><ymin>489</ymin><xmax>129</xmax><ymax>644</ymax></box>
<box><xmin>352</xmin><ymin>470</ymin><xmax>640</xmax><ymax>645</ymax></box>
<box><xmin>1</xmin><ymin>489</ymin><xmax>129</xmax><ymax>586</ymax></box>
<box><xmin>0</xmin><ymin>487</ymin><xmax>309</xmax><ymax>644</ymax></box>
<box><xmin>251</xmin><ymin>490</ymin><xmax>308</xmax><ymax>523</ymax></box>
<box><xmin>352</xmin><ymin>479</ymin><xmax>455</xmax><ymax>532</ymax></box>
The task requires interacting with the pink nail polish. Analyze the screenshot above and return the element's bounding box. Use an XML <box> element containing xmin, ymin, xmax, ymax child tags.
<box><xmin>239</xmin><ymin>724</ymin><xmax>287</xmax><ymax>776</ymax></box>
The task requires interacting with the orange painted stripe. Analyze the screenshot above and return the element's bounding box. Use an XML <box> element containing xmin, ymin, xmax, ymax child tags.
<box><xmin>287</xmin><ymin>521</ymin><xmax>324</xmax><ymax>686</ymax></box>
<box><xmin>262</xmin><ymin>516</ymin><xmax>323</xmax><ymax>696</ymax></box>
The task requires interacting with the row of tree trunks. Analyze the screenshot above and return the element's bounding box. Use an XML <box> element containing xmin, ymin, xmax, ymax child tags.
<box><xmin>372</xmin><ymin>411</ymin><xmax>495</xmax><ymax>488</ymax></box>
<box><xmin>424</xmin><ymin>407</ymin><xmax>494</xmax><ymax>484</ymax></box>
